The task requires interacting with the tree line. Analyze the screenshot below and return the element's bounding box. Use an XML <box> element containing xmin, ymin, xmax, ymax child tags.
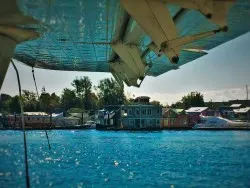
<box><xmin>0</xmin><ymin>77</ymin><xmax>217</xmax><ymax>114</ymax></box>
<box><xmin>0</xmin><ymin>77</ymin><xmax>126</xmax><ymax>114</ymax></box>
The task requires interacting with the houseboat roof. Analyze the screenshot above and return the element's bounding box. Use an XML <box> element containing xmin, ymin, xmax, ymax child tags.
<box><xmin>135</xmin><ymin>96</ymin><xmax>150</xmax><ymax>99</ymax></box>
<box><xmin>186</xmin><ymin>107</ymin><xmax>208</xmax><ymax>113</ymax></box>
<box><xmin>230</xmin><ymin>104</ymin><xmax>243</xmax><ymax>108</ymax></box>
<box><xmin>24</xmin><ymin>112</ymin><xmax>48</xmax><ymax>116</ymax></box>
<box><xmin>233</xmin><ymin>107</ymin><xmax>250</xmax><ymax>113</ymax></box>
<box><xmin>122</xmin><ymin>104</ymin><xmax>160</xmax><ymax>107</ymax></box>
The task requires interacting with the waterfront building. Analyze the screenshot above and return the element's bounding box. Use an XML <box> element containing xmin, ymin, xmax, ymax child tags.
<box><xmin>162</xmin><ymin>108</ymin><xmax>189</xmax><ymax>128</ymax></box>
<box><xmin>121</xmin><ymin>104</ymin><xmax>162</xmax><ymax>129</ymax></box>
<box><xmin>233</xmin><ymin>107</ymin><xmax>250</xmax><ymax>121</ymax></box>
<box><xmin>185</xmin><ymin>107</ymin><xmax>208</xmax><ymax>125</ymax></box>
<box><xmin>97</xmin><ymin>96</ymin><xmax>162</xmax><ymax>130</ymax></box>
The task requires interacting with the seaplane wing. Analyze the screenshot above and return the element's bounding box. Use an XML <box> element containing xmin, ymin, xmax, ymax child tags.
<box><xmin>0</xmin><ymin>0</ymin><xmax>250</xmax><ymax>89</ymax></box>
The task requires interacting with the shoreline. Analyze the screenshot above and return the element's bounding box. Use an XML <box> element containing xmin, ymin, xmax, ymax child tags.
<box><xmin>1</xmin><ymin>127</ymin><xmax>250</xmax><ymax>131</ymax></box>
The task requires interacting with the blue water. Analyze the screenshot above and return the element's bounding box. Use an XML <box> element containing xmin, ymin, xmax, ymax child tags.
<box><xmin>0</xmin><ymin>130</ymin><xmax>250</xmax><ymax>188</ymax></box>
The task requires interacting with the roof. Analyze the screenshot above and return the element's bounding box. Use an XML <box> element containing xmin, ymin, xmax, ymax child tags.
<box><xmin>230</xmin><ymin>104</ymin><xmax>243</xmax><ymax>108</ymax></box>
<box><xmin>233</xmin><ymin>107</ymin><xmax>250</xmax><ymax>113</ymax></box>
<box><xmin>186</xmin><ymin>107</ymin><xmax>208</xmax><ymax>113</ymax></box>
<box><xmin>135</xmin><ymin>96</ymin><xmax>150</xmax><ymax>99</ymax></box>
<box><xmin>24</xmin><ymin>112</ymin><xmax>48</xmax><ymax>116</ymax></box>
<box><xmin>166</xmin><ymin>108</ymin><xmax>184</xmax><ymax>114</ymax></box>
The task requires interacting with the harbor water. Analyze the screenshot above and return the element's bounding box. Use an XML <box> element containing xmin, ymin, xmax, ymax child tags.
<box><xmin>0</xmin><ymin>130</ymin><xmax>250</xmax><ymax>187</ymax></box>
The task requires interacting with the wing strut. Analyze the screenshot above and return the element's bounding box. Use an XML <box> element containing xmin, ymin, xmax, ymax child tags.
<box><xmin>120</xmin><ymin>0</ymin><xmax>233</xmax><ymax>64</ymax></box>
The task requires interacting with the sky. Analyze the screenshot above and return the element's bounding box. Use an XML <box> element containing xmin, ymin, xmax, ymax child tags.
<box><xmin>1</xmin><ymin>32</ymin><xmax>250</xmax><ymax>105</ymax></box>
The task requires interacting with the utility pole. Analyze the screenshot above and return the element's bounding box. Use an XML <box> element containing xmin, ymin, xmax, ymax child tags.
<box><xmin>246</xmin><ymin>85</ymin><xmax>249</xmax><ymax>124</ymax></box>
<box><xmin>246</xmin><ymin>85</ymin><xmax>249</xmax><ymax>103</ymax></box>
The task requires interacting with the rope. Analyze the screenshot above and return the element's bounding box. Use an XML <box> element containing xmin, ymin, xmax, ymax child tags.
<box><xmin>32</xmin><ymin>67</ymin><xmax>51</xmax><ymax>150</ymax></box>
<box><xmin>11</xmin><ymin>60</ymin><xmax>30</xmax><ymax>188</ymax></box>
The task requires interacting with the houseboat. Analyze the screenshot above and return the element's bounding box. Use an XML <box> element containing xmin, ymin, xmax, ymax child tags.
<box><xmin>162</xmin><ymin>108</ymin><xmax>190</xmax><ymax>129</ymax></box>
<box><xmin>96</xmin><ymin>96</ymin><xmax>162</xmax><ymax>130</ymax></box>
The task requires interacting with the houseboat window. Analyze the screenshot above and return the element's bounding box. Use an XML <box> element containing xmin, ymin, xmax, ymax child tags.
<box><xmin>157</xmin><ymin>108</ymin><xmax>160</xmax><ymax>114</ymax></box>
<box><xmin>142</xmin><ymin>109</ymin><xmax>146</xmax><ymax>115</ymax></box>
<box><xmin>183</xmin><ymin>120</ymin><xmax>187</xmax><ymax>124</ymax></box>
<box><xmin>27</xmin><ymin>117</ymin><xmax>30</xmax><ymax>120</ymax></box>
<box><xmin>136</xmin><ymin>109</ymin><xmax>140</xmax><ymax>116</ymax></box>
<box><xmin>147</xmin><ymin>109</ymin><xmax>152</xmax><ymax>115</ymax></box>
<box><xmin>129</xmin><ymin>120</ymin><xmax>134</xmax><ymax>125</ymax></box>
<box><xmin>147</xmin><ymin>119</ymin><xmax>152</xmax><ymax>125</ymax></box>
<box><xmin>128</xmin><ymin>109</ymin><xmax>132</xmax><ymax>115</ymax></box>
<box><xmin>156</xmin><ymin>119</ymin><xmax>160</xmax><ymax>125</ymax></box>
<box><xmin>171</xmin><ymin>119</ymin><xmax>174</xmax><ymax>124</ymax></box>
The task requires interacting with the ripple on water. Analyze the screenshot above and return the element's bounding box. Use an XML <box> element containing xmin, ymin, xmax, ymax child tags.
<box><xmin>0</xmin><ymin>130</ymin><xmax>250</xmax><ymax>187</ymax></box>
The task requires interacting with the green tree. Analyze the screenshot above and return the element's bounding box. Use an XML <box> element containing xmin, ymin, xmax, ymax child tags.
<box><xmin>50</xmin><ymin>93</ymin><xmax>60</xmax><ymax>109</ymax></box>
<box><xmin>96</xmin><ymin>78</ymin><xmax>126</xmax><ymax>107</ymax></box>
<box><xmin>71</xmin><ymin>76</ymin><xmax>92</xmax><ymax>110</ymax></box>
<box><xmin>181</xmin><ymin>92</ymin><xmax>205</xmax><ymax>109</ymax></box>
<box><xmin>40</xmin><ymin>92</ymin><xmax>51</xmax><ymax>112</ymax></box>
<box><xmin>61</xmin><ymin>88</ymin><xmax>79</xmax><ymax>111</ymax></box>
<box><xmin>22</xmin><ymin>90</ymin><xmax>39</xmax><ymax>111</ymax></box>
<box><xmin>151</xmin><ymin>100</ymin><xmax>161</xmax><ymax>106</ymax></box>
<box><xmin>0</xmin><ymin>94</ymin><xmax>12</xmax><ymax>113</ymax></box>
<box><xmin>8</xmin><ymin>96</ymin><xmax>21</xmax><ymax>113</ymax></box>
<box><xmin>171</xmin><ymin>101</ymin><xmax>184</xmax><ymax>109</ymax></box>
<box><xmin>39</xmin><ymin>88</ymin><xmax>60</xmax><ymax>113</ymax></box>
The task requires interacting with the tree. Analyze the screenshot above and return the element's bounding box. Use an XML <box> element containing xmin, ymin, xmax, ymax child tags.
<box><xmin>8</xmin><ymin>96</ymin><xmax>21</xmax><ymax>113</ymax></box>
<box><xmin>0</xmin><ymin>94</ymin><xmax>12</xmax><ymax>113</ymax></box>
<box><xmin>50</xmin><ymin>93</ymin><xmax>60</xmax><ymax>109</ymax></box>
<box><xmin>181</xmin><ymin>92</ymin><xmax>205</xmax><ymax>109</ymax></box>
<box><xmin>40</xmin><ymin>92</ymin><xmax>51</xmax><ymax>112</ymax></box>
<box><xmin>96</xmin><ymin>78</ymin><xmax>126</xmax><ymax>107</ymax></box>
<box><xmin>71</xmin><ymin>76</ymin><xmax>92</xmax><ymax>110</ymax></box>
<box><xmin>39</xmin><ymin>88</ymin><xmax>61</xmax><ymax>113</ymax></box>
<box><xmin>151</xmin><ymin>100</ymin><xmax>161</xmax><ymax>106</ymax></box>
<box><xmin>171</xmin><ymin>101</ymin><xmax>184</xmax><ymax>109</ymax></box>
<box><xmin>22</xmin><ymin>90</ymin><xmax>39</xmax><ymax>111</ymax></box>
<box><xmin>171</xmin><ymin>92</ymin><xmax>205</xmax><ymax>109</ymax></box>
<box><xmin>61</xmin><ymin>88</ymin><xmax>79</xmax><ymax>111</ymax></box>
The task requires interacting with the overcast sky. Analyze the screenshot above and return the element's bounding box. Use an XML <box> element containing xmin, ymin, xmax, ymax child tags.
<box><xmin>1</xmin><ymin>32</ymin><xmax>250</xmax><ymax>105</ymax></box>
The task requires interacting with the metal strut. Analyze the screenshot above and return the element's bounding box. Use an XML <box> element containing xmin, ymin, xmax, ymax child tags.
<box><xmin>32</xmin><ymin>67</ymin><xmax>51</xmax><ymax>150</ymax></box>
<box><xmin>11</xmin><ymin>60</ymin><xmax>30</xmax><ymax>188</ymax></box>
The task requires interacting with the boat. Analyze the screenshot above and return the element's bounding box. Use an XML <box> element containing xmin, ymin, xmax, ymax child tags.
<box><xmin>83</xmin><ymin>121</ymin><xmax>96</xmax><ymax>129</ymax></box>
<box><xmin>193</xmin><ymin>115</ymin><xmax>250</xmax><ymax>130</ymax></box>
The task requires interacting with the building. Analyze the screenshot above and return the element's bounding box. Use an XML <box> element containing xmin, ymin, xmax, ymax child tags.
<box><xmin>233</xmin><ymin>107</ymin><xmax>250</xmax><ymax>121</ymax></box>
<box><xmin>96</xmin><ymin>105</ymin><xmax>121</xmax><ymax>129</ymax></box>
<box><xmin>134</xmin><ymin>96</ymin><xmax>150</xmax><ymax>104</ymax></box>
<box><xmin>97</xmin><ymin>96</ymin><xmax>162</xmax><ymax>130</ymax></box>
<box><xmin>185</xmin><ymin>107</ymin><xmax>208</xmax><ymax>125</ymax></box>
<box><xmin>162</xmin><ymin>108</ymin><xmax>189</xmax><ymax>128</ymax></box>
<box><xmin>121</xmin><ymin>104</ymin><xmax>162</xmax><ymax>129</ymax></box>
<box><xmin>229</xmin><ymin>100</ymin><xmax>250</xmax><ymax>107</ymax></box>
